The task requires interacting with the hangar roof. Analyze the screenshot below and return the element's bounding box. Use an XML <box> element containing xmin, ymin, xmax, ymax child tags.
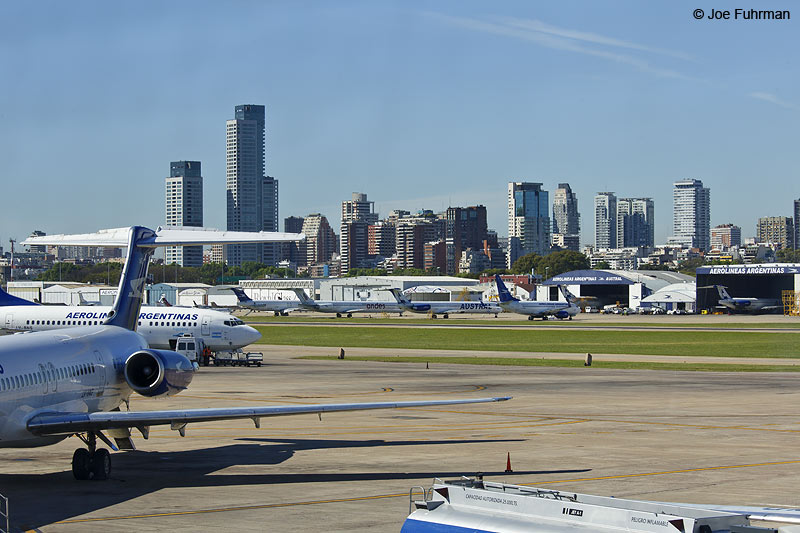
<box><xmin>696</xmin><ymin>263</ymin><xmax>800</xmax><ymax>276</ymax></box>
<box><xmin>544</xmin><ymin>269</ymin><xmax>694</xmax><ymax>293</ymax></box>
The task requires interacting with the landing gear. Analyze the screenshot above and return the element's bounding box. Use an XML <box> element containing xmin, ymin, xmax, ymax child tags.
<box><xmin>72</xmin><ymin>432</ymin><xmax>112</xmax><ymax>481</ymax></box>
<box><xmin>347</xmin><ymin>313</ymin><xmax>352</xmax><ymax>318</ymax></box>
<box><xmin>443</xmin><ymin>313</ymin><xmax>449</xmax><ymax>319</ymax></box>
<box><xmin>336</xmin><ymin>313</ymin><xmax>342</xmax><ymax>318</ymax></box>
<box><xmin>527</xmin><ymin>315</ymin><xmax>534</xmax><ymax>321</ymax></box>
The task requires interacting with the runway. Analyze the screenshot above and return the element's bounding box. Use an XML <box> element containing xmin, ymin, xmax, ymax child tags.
<box><xmin>5</xmin><ymin>348</ymin><xmax>800</xmax><ymax>531</ymax></box>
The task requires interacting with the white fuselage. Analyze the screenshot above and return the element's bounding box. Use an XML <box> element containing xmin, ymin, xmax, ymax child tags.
<box><xmin>0</xmin><ymin>326</ymin><xmax>142</xmax><ymax>447</ymax></box>
<box><xmin>407</xmin><ymin>301</ymin><xmax>502</xmax><ymax>316</ymax></box>
<box><xmin>718</xmin><ymin>298</ymin><xmax>779</xmax><ymax>313</ymax></box>
<box><xmin>299</xmin><ymin>300</ymin><xmax>406</xmax><ymax>315</ymax></box>
<box><xmin>499</xmin><ymin>300</ymin><xmax>572</xmax><ymax>317</ymax></box>
<box><xmin>1</xmin><ymin>305</ymin><xmax>261</xmax><ymax>352</ymax></box>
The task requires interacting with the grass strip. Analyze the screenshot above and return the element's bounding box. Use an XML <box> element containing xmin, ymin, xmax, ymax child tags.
<box><xmin>255</xmin><ymin>325</ymin><xmax>800</xmax><ymax>358</ymax></box>
<box><xmin>299</xmin><ymin>355</ymin><xmax>800</xmax><ymax>372</ymax></box>
<box><xmin>244</xmin><ymin>315</ymin><xmax>800</xmax><ymax>329</ymax></box>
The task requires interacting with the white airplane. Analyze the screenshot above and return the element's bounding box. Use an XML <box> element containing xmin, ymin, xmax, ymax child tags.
<box><xmin>0</xmin><ymin>287</ymin><xmax>261</xmax><ymax>352</ymax></box>
<box><xmin>711</xmin><ymin>285</ymin><xmax>781</xmax><ymax>314</ymax></box>
<box><xmin>386</xmin><ymin>288</ymin><xmax>502</xmax><ymax>318</ymax></box>
<box><xmin>494</xmin><ymin>274</ymin><xmax>578</xmax><ymax>320</ymax></box>
<box><xmin>0</xmin><ymin>225</ymin><xmax>508</xmax><ymax>480</ymax></box>
<box><xmin>229</xmin><ymin>286</ymin><xmax>300</xmax><ymax>316</ymax></box>
<box><xmin>290</xmin><ymin>288</ymin><xmax>407</xmax><ymax>317</ymax></box>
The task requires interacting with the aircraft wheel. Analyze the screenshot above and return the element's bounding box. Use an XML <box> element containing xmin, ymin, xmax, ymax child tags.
<box><xmin>443</xmin><ymin>314</ymin><xmax>449</xmax><ymax>319</ymax></box>
<box><xmin>527</xmin><ymin>316</ymin><xmax>534</xmax><ymax>321</ymax></box>
<box><xmin>431</xmin><ymin>314</ymin><xmax>437</xmax><ymax>319</ymax></box>
<box><xmin>347</xmin><ymin>313</ymin><xmax>352</xmax><ymax>318</ymax></box>
<box><xmin>336</xmin><ymin>313</ymin><xmax>342</xmax><ymax>318</ymax></box>
<box><xmin>568</xmin><ymin>316</ymin><xmax>573</xmax><ymax>320</ymax></box>
<box><xmin>72</xmin><ymin>448</ymin><xmax>92</xmax><ymax>480</ymax></box>
<box><xmin>91</xmin><ymin>449</ymin><xmax>111</xmax><ymax>480</ymax></box>
<box><xmin>274</xmin><ymin>311</ymin><xmax>280</xmax><ymax>317</ymax></box>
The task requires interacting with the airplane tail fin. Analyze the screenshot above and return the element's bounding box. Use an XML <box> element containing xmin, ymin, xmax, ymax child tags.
<box><xmin>291</xmin><ymin>288</ymin><xmax>313</xmax><ymax>304</ymax></box>
<box><xmin>716</xmin><ymin>285</ymin><xmax>732</xmax><ymax>300</ymax></box>
<box><xmin>0</xmin><ymin>286</ymin><xmax>40</xmax><ymax>307</ymax></box>
<box><xmin>558</xmin><ymin>285</ymin><xmax>578</xmax><ymax>303</ymax></box>
<box><xmin>494</xmin><ymin>274</ymin><xmax>517</xmax><ymax>303</ymax></box>
<box><xmin>385</xmin><ymin>287</ymin><xmax>408</xmax><ymax>304</ymax></box>
<box><xmin>230</xmin><ymin>287</ymin><xmax>253</xmax><ymax>303</ymax></box>
<box><xmin>158</xmin><ymin>295</ymin><xmax>172</xmax><ymax>307</ymax></box>
<box><xmin>23</xmin><ymin>226</ymin><xmax>304</xmax><ymax>331</ymax></box>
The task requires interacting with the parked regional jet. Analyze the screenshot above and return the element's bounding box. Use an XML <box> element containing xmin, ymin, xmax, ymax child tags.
<box><xmin>229</xmin><ymin>286</ymin><xmax>300</xmax><ymax>316</ymax></box>
<box><xmin>0</xmin><ymin>287</ymin><xmax>261</xmax><ymax>352</ymax></box>
<box><xmin>494</xmin><ymin>275</ymin><xmax>577</xmax><ymax>320</ymax></box>
<box><xmin>386</xmin><ymin>288</ymin><xmax>501</xmax><ymax>318</ymax></box>
<box><xmin>0</xmin><ymin>225</ymin><xmax>507</xmax><ymax>480</ymax></box>
<box><xmin>290</xmin><ymin>288</ymin><xmax>406</xmax><ymax>317</ymax></box>
<box><xmin>711</xmin><ymin>285</ymin><xmax>781</xmax><ymax>314</ymax></box>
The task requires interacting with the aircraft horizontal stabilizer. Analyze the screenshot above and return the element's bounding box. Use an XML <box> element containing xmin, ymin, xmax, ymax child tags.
<box><xmin>21</xmin><ymin>226</ymin><xmax>304</xmax><ymax>248</ymax></box>
<box><xmin>27</xmin><ymin>397</ymin><xmax>511</xmax><ymax>436</ymax></box>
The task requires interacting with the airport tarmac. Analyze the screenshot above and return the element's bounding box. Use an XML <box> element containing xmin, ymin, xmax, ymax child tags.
<box><xmin>4</xmin><ymin>348</ymin><xmax>800</xmax><ymax>532</ymax></box>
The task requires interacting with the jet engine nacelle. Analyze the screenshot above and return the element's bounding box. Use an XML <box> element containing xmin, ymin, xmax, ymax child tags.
<box><xmin>553</xmin><ymin>310</ymin><xmax>570</xmax><ymax>319</ymax></box>
<box><xmin>124</xmin><ymin>349</ymin><xmax>195</xmax><ymax>397</ymax></box>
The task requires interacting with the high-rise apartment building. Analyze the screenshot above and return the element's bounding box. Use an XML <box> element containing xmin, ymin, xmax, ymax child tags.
<box><xmin>673</xmin><ymin>179</ymin><xmax>710</xmax><ymax>251</ymax></box>
<box><xmin>616</xmin><ymin>197</ymin><xmax>654</xmax><ymax>249</ymax></box>
<box><xmin>340</xmin><ymin>193</ymin><xmax>378</xmax><ymax>274</ymax></box>
<box><xmin>368</xmin><ymin>222</ymin><xmax>396</xmax><ymax>257</ymax></box>
<box><xmin>710</xmin><ymin>224</ymin><xmax>741</xmax><ymax>251</ymax></box>
<box><xmin>165</xmin><ymin>161</ymin><xmax>203</xmax><ymax>267</ymax></box>
<box><xmin>507</xmin><ymin>182</ymin><xmax>550</xmax><ymax>268</ymax></box>
<box><xmin>444</xmin><ymin>205</ymin><xmax>488</xmax><ymax>274</ymax></box>
<box><xmin>552</xmin><ymin>183</ymin><xmax>580</xmax><ymax>251</ymax></box>
<box><xmin>757</xmin><ymin>216</ymin><xmax>794</xmax><ymax>249</ymax></box>
<box><xmin>594</xmin><ymin>192</ymin><xmax>617</xmax><ymax>249</ymax></box>
<box><xmin>284</xmin><ymin>216</ymin><xmax>305</xmax><ymax>234</ymax></box>
<box><xmin>794</xmin><ymin>199</ymin><xmax>800</xmax><ymax>250</ymax></box>
<box><xmin>302</xmin><ymin>214</ymin><xmax>337</xmax><ymax>266</ymax></box>
<box><xmin>225</xmin><ymin>104</ymin><xmax>279</xmax><ymax>266</ymax></box>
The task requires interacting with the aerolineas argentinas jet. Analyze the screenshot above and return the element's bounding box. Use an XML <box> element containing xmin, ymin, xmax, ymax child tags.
<box><xmin>0</xmin><ymin>288</ymin><xmax>261</xmax><ymax>352</ymax></box>
<box><xmin>494</xmin><ymin>274</ymin><xmax>579</xmax><ymax>320</ymax></box>
<box><xmin>0</xmin><ymin>226</ymin><xmax>509</xmax><ymax>480</ymax></box>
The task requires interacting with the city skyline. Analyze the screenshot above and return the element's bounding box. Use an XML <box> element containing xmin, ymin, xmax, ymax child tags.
<box><xmin>1</xmin><ymin>2</ymin><xmax>798</xmax><ymax>247</ymax></box>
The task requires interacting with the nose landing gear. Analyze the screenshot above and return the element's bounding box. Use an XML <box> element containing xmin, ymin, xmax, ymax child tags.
<box><xmin>72</xmin><ymin>431</ymin><xmax>112</xmax><ymax>480</ymax></box>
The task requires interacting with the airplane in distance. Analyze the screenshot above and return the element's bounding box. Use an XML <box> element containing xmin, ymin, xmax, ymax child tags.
<box><xmin>0</xmin><ymin>286</ymin><xmax>261</xmax><ymax>353</ymax></box>
<box><xmin>494</xmin><ymin>274</ymin><xmax>578</xmax><ymax>320</ymax></box>
<box><xmin>386</xmin><ymin>288</ymin><xmax>502</xmax><ymax>319</ymax></box>
<box><xmin>710</xmin><ymin>285</ymin><xmax>781</xmax><ymax>314</ymax></box>
<box><xmin>229</xmin><ymin>286</ymin><xmax>301</xmax><ymax>316</ymax></box>
<box><xmin>289</xmin><ymin>288</ymin><xmax>407</xmax><ymax>317</ymax></box>
<box><xmin>0</xmin><ymin>225</ymin><xmax>508</xmax><ymax>480</ymax></box>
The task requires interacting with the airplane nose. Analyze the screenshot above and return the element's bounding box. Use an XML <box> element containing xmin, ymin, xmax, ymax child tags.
<box><xmin>246</xmin><ymin>325</ymin><xmax>261</xmax><ymax>345</ymax></box>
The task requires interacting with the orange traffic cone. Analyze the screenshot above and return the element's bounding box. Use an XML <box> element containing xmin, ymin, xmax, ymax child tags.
<box><xmin>505</xmin><ymin>452</ymin><xmax>513</xmax><ymax>473</ymax></box>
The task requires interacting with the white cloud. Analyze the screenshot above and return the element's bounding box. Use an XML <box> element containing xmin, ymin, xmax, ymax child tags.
<box><xmin>749</xmin><ymin>92</ymin><xmax>800</xmax><ymax>111</ymax></box>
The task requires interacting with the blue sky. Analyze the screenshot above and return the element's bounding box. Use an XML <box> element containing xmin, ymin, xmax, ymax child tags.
<box><xmin>1</xmin><ymin>1</ymin><xmax>798</xmax><ymax>249</ymax></box>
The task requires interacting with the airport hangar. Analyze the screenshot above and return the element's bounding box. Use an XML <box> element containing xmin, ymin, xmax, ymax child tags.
<box><xmin>536</xmin><ymin>269</ymin><xmax>694</xmax><ymax>311</ymax></box>
<box><xmin>695</xmin><ymin>263</ymin><xmax>800</xmax><ymax>312</ymax></box>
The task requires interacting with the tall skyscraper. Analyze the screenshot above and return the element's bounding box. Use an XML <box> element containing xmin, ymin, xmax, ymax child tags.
<box><xmin>507</xmin><ymin>182</ymin><xmax>550</xmax><ymax>268</ymax></box>
<box><xmin>225</xmin><ymin>104</ymin><xmax>279</xmax><ymax>266</ymax></box>
<box><xmin>340</xmin><ymin>193</ymin><xmax>378</xmax><ymax>274</ymax></box>
<box><xmin>284</xmin><ymin>216</ymin><xmax>305</xmax><ymax>234</ymax></box>
<box><xmin>616</xmin><ymin>197</ymin><xmax>654</xmax><ymax>249</ymax></box>
<box><xmin>594</xmin><ymin>192</ymin><xmax>617</xmax><ymax>249</ymax></box>
<box><xmin>794</xmin><ymin>199</ymin><xmax>800</xmax><ymax>250</ymax></box>
<box><xmin>165</xmin><ymin>161</ymin><xmax>203</xmax><ymax>267</ymax></box>
<box><xmin>757</xmin><ymin>216</ymin><xmax>794</xmax><ymax>249</ymax></box>
<box><xmin>672</xmin><ymin>179</ymin><xmax>710</xmax><ymax>251</ymax></box>
<box><xmin>710</xmin><ymin>224</ymin><xmax>741</xmax><ymax>251</ymax></box>
<box><xmin>552</xmin><ymin>183</ymin><xmax>580</xmax><ymax>251</ymax></box>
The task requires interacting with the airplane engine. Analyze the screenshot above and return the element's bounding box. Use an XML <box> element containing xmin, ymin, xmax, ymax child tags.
<box><xmin>553</xmin><ymin>310</ymin><xmax>570</xmax><ymax>319</ymax></box>
<box><xmin>124</xmin><ymin>349</ymin><xmax>195</xmax><ymax>397</ymax></box>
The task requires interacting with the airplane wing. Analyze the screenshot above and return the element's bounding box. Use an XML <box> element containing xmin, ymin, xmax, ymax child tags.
<box><xmin>27</xmin><ymin>397</ymin><xmax>510</xmax><ymax>436</ymax></box>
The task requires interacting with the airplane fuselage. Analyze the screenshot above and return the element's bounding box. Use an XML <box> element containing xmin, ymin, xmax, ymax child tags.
<box><xmin>1</xmin><ymin>305</ymin><xmax>260</xmax><ymax>351</ymax></box>
<box><xmin>499</xmin><ymin>300</ymin><xmax>572</xmax><ymax>317</ymax></box>
<box><xmin>718</xmin><ymin>298</ymin><xmax>780</xmax><ymax>313</ymax></box>
<box><xmin>404</xmin><ymin>301</ymin><xmax>502</xmax><ymax>315</ymax></box>
<box><xmin>0</xmin><ymin>325</ymin><xmax>142</xmax><ymax>448</ymax></box>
